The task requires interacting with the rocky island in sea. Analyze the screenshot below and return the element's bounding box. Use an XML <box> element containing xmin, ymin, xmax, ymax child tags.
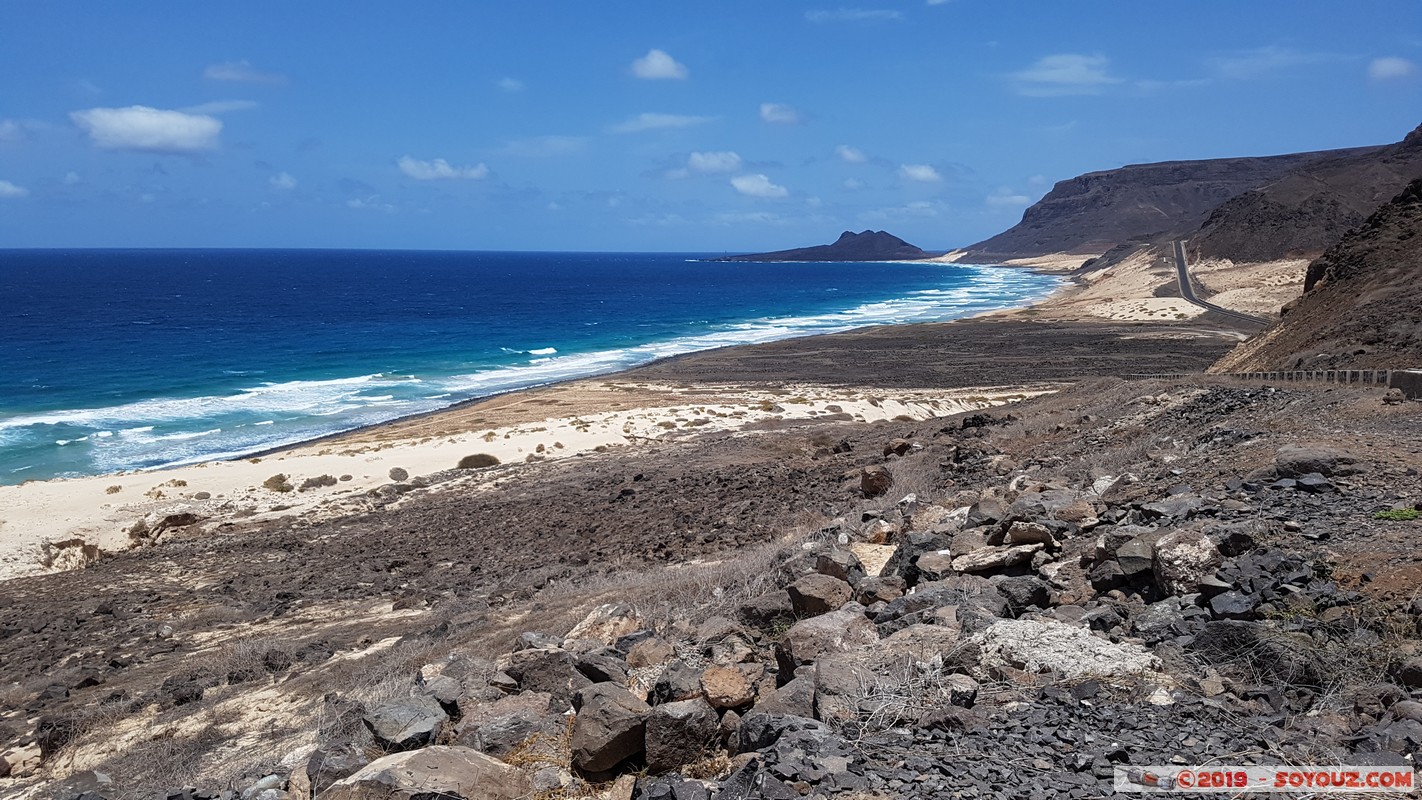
<box><xmin>714</xmin><ymin>229</ymin><xmax>931</xmax><ymax>262</ymax></box>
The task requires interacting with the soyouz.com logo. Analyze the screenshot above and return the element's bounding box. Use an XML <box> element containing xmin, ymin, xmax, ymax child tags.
<box><xmin>1115</xmin><ymin>766</ymin><xmax>1416</xmax><ymax>793</ymax></box>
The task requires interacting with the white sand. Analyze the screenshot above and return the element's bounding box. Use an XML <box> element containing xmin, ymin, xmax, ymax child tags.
<box><xmin>0</xmin><ymin>382</ymin><xmax>1052</xmax><ymax>582</ymax></box>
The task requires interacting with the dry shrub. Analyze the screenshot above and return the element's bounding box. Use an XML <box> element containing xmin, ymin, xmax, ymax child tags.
<box><xmin>299</xmin><ymin>474</ymin><xmax>338</xmax><ymax>491</ymax></box>
<box><xmin>262</xmin><ymin>474</ymin><xmax>293</xmax><ymax>493</ymax></box>
<box><xmin>458</xmin><ymin>453</ymin><xmax>501</xmax><ymax>469</ymax></box>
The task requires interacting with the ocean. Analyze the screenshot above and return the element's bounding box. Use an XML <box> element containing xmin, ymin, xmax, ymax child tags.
<box><xmin>0</xmin><ymin>249</ymin><xmax>1059</xmax><ymax>483</ymax></box>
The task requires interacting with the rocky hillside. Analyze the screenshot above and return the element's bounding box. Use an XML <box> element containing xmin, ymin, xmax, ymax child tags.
<box><xmin>1212</xmin><ymin>177</ymin><xmax>1422</xmax><ymax>372</ymax></box>
<box><xmin>716</xmin><ymin>230</ymin><xmax>928</xmax><ymax>262</ymax></box>
<box><xmin>959</xmin><ymin>147</ymin><xmax>1381</xmax><ymax>261</ymax></box>
<box><xmin>1190</xmin><ymin>124</ymin><xmax>1422</xmax><ymax>263</ymax></box>
<box><xmin>4</xmin><ymin>375</ymin><xmax>1421</xmax><ymax>799</ymax></box>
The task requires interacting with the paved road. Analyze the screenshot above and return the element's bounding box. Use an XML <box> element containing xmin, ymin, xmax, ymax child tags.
<box><xmin>1172</xmin><ymin>240</ymin><xmax>1271</xmax><ymax>326</ymax></box>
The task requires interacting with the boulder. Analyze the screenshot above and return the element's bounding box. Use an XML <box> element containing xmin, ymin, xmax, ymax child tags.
<box><xmin>626</xmin><ymin>637</ymin><xmax>675</xmax><ymax>668</ymax></box>
<box><xmin>735</xmin><ymin>713</ymin><xmax>831</xmax><ymax>754</ymax></box>
<box><xmin>576</xmin><ymin>651</ymin><xmax>630</xmax><ymax>685</ymax></box>
<box><xmin>652</xmin><ymin>659</ymin><xmax>704</xmax><ymax>705</ymax></box>
<box><xmin>951</xmin><ymin>544</ymin><xmax>1042</xmax><ymax>573</ymax></box>
<box><xmin>361</xmin><ymin>696</ymin><xmax>447</xmax><ymax>752</ymax></box>
<box><xmin>1115</xmin><ymin>533</ymin><xmax>1162</xmax><ymax>580</ymax></box>
<box><xmin>971</xmin><ymin>619</ymin><xmax>1161</xmax><ymax>681</ymax></box>
<box><xmin>739</xmin><ymin>590</ymin><xmax>796</xmax><ymax>628</ymax></box>
<box><xmin>965</xmin><ymin>497</ymin><xmax>1007</xmax><ymax>529</ymax></box>
<box><xmin>503</xmin><ymin>648</ymin><xmax>592</xmax><ymax>710</ymax></box>
<box><xmin>881</xmin><ymin>531</ymin><xmax>954</xmax><ymax>586</ymax></box>
<box><xmin>814</xmin><ymin>549</ymin><xmax>867</xmax><ymax>586</ymax></box>
<box><xmin>1276</xmin><ymin>444</ymin><xmax>1359</xmax><ymax>478</ymax></box>
<box><xmin>853</xmin><ymin>575</ymin><xmax>906</xmax><ymax>605</ymax></box>
<box><xmin>913</xmin><ymin>551</ymin><xmax>956</xmax><ymax>582</ymax></box>
<box><xmin>644</xmin><ymin>698</ymin><xmax>719</xmax><ymax>774</ymax></box>
<box><xmin>776</xmin><ymin>608</ymin><xmax>879</xmax><ymax>673</ymax></box>
<box><xmin>883</xmin><ymin>438</ymin><xmax>913</xmax><ymax>457</ymax></box>
<box><xmin>699</xmin><ymin>665</ymin><xmax>754</xmax><ymax>709</ymax></box>
<box><xmin>566</xmin><ymin>604</ymin><xmax>642</xmax><ymax>645</ymax></box>
<box><xmin>1004</xmin><ymin>521</ymin><xmax>1056</xmax><ymax>548</ymax></box>
<box><xmin>786</xmin><ymin>574</ymin><xmax>853</xmax><ymax>615</ymax></box>
<box><xmin>452</xmin><ymin>692</ymin><xmax>559</xmax><ymax>757</ymax></box>
<box><xmin>755</xmin><ymin>675</ymin><xmax>816</xmax><ymax>718</ymax></box>
<box><xmin>860</xmin><ymin>466</ymin><xmax>893</xmax><ymax>497</ymax></box>
<box><xmin>571</xmin><ymin>683</ymin><xmax>650</xmax><ymax>773</ymax></box>
<box><xmin>995</xmin><ymin>575</ymin><xmax>1050</xmax><ymax>611</ymax></box>
<box><xmin>318</xmin><ymin>746</ymin><xmax>529</xmax><ymax>800</ymax></box>
<box><xmin>811</xmin><ymin>653</ymin><xmax>877</xmax><ymax>724</ymax></box>
<box><xmin>1152</xmin><ymin>529</ymin><xmax>1223</xmax><ymax>596</ymax></box>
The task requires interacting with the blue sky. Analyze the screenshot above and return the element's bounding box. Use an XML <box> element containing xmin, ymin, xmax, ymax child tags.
<box><xmin>1</xmin><ymin>1</ymin><xmax>1418</xmax><ymax>252</ymax></box>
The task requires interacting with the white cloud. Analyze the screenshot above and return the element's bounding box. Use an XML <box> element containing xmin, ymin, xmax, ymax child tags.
<box><xmin>497</xmin><ymin>135</ymin><xmax>587</xmax><ymax>157</ymax></box>
<box><xmin>270</xmin><ymin>171</ymin><xmax>297</xmax><ymax>190</ymax></box>
<box><xmin>835</xmin><ymin>144</ymin><xmax>867</xmax><ymax>163</ymax></box>
<box><xmin>203</xmin><ymin>60</ymin><xmax>287</xmax><ymax>84</ymax></box>
<box><xmin>609</xmin><ymin>112</ymin><xmax>713</xmax><ymax>133</ymax></box>
<box><xmin>1010</xmin><ymin>54</ymin><xmax>1122</xmax><ymax>96</ymax></box>
<box><xmin>63</xmin><ymin>171</ymin><xmax>82</xmax><ymax>185</ymax></box>
<box><xmin>1369</xmin><ymin>57</ymin><xmax>1418</xmax><ymax>81</ymax></box>
<box><xmin>70</xmin><ymin>106</ymin><xmax>221</xmax><ymax>154</ymax></box>
<box><xmin>926</xmin><ymin>0</ymin><xmax>951</xmax><ymax>4</ymax></box>
<box><xmin>347</xmin><ymin>195</ymin><xmax>395</xmax><ymax>212</ymax></box>
<box><xmin>844</xmin><ymin>178</ymin><xmax>865</xmax><ymax>190</ymax></box>
<box><xmin>987</xmin><ymin>188</ymin><xmax>1031</xmax><ymax>207</ymax></box>
<box><xmin>397</xmin><ymin>155</ymin><xmax>490</xmax><ymax>180</ymax></box>
<box><xmin>0</xmin><ymin>119</ymin><xmax>48</xmax><ymax>142</ymax></box>
<box><xmin>497</xmin><ymin>77</ymin><xmax>526</xmax><ymax>92</ymax></box>
<box><xmin>760</xmin><ymin>103</ymin><xmax>803</xmax><ymax>124</ymax></box>
<box><xmin>0</xmin><ymin>180</ymin><xmax>28</xmax><ymax>198</ymax></box>
<box><xmin>731</xmin><ymin>174</ymin><xmax>789</xmax><ymax>198</ymax></box>
<box><xmin>862</xmin><ymin>199</ymin><xmax>947</xmax><ymax>222</ymax></box>
<box><xmin>898</xmin><ymin>163</ymin><xmax>942</xmax><ymax>183</ymax></box>
<box><xmin>631</xmin><ymin>49</ymin><xmax>688</xmax><ymax>80</ymax></box>
<box><xmin>712</xmin><ymin>211</ymin><xmax>788</xmax><ymax>226</ymax></box>
<box><xmin>688</xmin><ymin>151</ymin><xmax>744</xmax><ymax>173</ymax></box>
<box><xmin>181</xmin><ymin>99</ymin><xmax>260</xmax><ymax>115</ymax></box>
<box><xmin>806</xmin><ymin>8</ymin><xmax>903</xmax><ymax>22</ymax></box>
<box><xmin>1207</xmin><ymin>46</ymin><xmax>1331</xmax><ymax>80</ymax></box>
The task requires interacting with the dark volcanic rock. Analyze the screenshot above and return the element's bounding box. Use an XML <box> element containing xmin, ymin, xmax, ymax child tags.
<box><xmin>571</xmin><ymin>683</ymin><xmax>650</xmax><ymax>773</ymax></box>
<box><xmin>717</xmin><ymin>230</ymin><xmax>929</xmax><ymax>262</ymax></box>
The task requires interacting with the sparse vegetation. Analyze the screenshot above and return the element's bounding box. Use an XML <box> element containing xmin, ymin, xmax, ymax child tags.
<box><xmin>1374</xmin><ymin>508</ymin><xmax>1421</xmax><ymax>521</ymax></box>
<box><xmin>105</xmin><ymin>484</ymin><xmax>122</xmax><ymax>494</ymax></box>
<box><xmin>457</xmin><ymin>453</ymin><xmax>501</xmax><ymax>469</ymax></box>
<box><xmin>388</xmin><ymin>466</ymin><xmax>409</xmax><ymax>482</ymax></box>
<box><xmin>262</xmin><ymin>473</ymin><xmax>294</xmax><ymax>493</ymax></box>
<box><xmin>299</xmin><ymin>474</ymin><xmax>338</xmax><ymax>491</ymax></box>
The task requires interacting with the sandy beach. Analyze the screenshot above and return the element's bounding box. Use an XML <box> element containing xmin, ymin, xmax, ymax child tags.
<box><xmin>0</xmin><ymin>380</ymin><xmax>1050</xmax><ymax>582</ymax></box>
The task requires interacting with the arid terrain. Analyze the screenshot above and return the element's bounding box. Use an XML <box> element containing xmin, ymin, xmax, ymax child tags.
<box><xmin>4</xmin><ymin>123</ymin><xmax>1422</xmax><ymax>800</ymax></box>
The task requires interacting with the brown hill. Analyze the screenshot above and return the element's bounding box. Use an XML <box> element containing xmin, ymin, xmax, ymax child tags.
<box><xmin>960</xmin><ymin>147</ymin><xmax>1381</xmax><ymax>261</ymax></box>
<box><xmin>716</xmin><ymin>230</ymin><xmax>928</xmax><ymax>262</ymax></box>
<box><xmin>1211</xmin><ymin>177</ymin><xmax>1422</xmax><ymax>372</ymax></box>
<box><xmin>1190</xmin><ymin>124</ymin><xmax>1422</xmax><ymax>262</ymax></box>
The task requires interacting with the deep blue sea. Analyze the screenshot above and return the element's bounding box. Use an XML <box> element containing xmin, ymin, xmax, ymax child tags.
<box><xmin>0</xmin><ymin>249</ymin><xmax>1058</xmax><ymax>483</ymax></box>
